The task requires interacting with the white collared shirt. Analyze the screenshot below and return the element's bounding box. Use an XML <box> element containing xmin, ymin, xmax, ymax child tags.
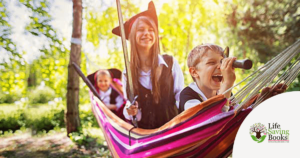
<box><xmin>183</xmin><ymin>82</ymin><xmax>208</xmax><ymax>110</ymax></box>
<box><xmin>184</xmin><ymin>82</ymin><xmax>230</xmax><ymax>112</ymax></box>
<box><xmin>99</xmin><ymin>87</ymin><xmax>124</xmax><ymax>110</ymax></box>
<box><xmin>122</xmin><ymin>54</ymin><xmax>184</xmax><ymax>120</ymax></box>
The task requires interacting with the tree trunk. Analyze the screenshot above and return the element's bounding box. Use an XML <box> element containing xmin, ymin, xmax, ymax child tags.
<box><xmin>66</xmin><ymin>0</ymin><xmax>82</xmax><ymax>136</ymax></box>
<box><xmin>256</xmin><ymin>132</ymin><xmax>262</xmax><ymax>139</ymax></box>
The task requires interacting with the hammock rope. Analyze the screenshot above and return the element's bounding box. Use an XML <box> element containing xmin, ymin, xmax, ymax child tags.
<box><xmin>222</xmin><ymin>40</ymin><xmax>300</xmax><ymax>113</ymax></box>
<box><xmin>253</xmin><ymin>57</ymin><xmax>300</xmax><ymax>108</ymax></box>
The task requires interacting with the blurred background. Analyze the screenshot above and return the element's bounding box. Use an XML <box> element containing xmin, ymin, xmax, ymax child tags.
<box><xmin>0</xmin><ymin>0</ymin><xmax>299</xmax><ymax>157</ymax></box>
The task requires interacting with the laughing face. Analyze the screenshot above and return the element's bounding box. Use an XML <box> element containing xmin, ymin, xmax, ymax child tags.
<box><xmin>135</xmin><ymin>20</ymin><xmax>155</xmax><ymax>51</ymax></box>
<box><xmin>192</xmin><ymin>50</ymin><xmax>224</xmax><ymax>92</ymax></box>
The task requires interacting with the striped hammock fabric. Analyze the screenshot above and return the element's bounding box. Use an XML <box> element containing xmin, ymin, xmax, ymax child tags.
<box><xmin>90</xmin><ymin>92</ymin><xmax>253</xmax><ymax>157</ymax></box>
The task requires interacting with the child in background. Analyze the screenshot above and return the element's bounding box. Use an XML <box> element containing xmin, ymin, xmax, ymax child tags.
<box><xmin>95</xmin><ymin>70</ymin><xmax>126</xmax><ymax>118</ymax></box>
<box><xmin>179</xmin><ymin>44</ymin><xmax>236</xmax><ymax>113</ymax></box>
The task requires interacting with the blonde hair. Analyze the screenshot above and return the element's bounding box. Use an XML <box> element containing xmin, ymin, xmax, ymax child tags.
<box><xmin>187</xmin><ymin>44</ymin><xmax>225</xmax><ymax>81</ymax></box>
<box><xmin>187</xmin><ymin>43</ymin><xmax>225</xmax><ymax>68</ymax></box>
<box><xmin>96</xmin><ymin>70</ymin><xmax>111</xmax><ymax>81</ymax></box>
<box><xmin>128</xmin><ymin>16</ymin><xmax>161</xmax><ymax>104</ymax></box>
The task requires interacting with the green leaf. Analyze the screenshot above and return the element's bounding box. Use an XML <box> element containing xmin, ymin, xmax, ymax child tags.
<box><xmin>258</xmin><ymin>135</ymin><xmax>266</xmax><ymax>143</ymax></box>
<box><xmin>251</xmin><ymin>135</ymin><xmax>258</xmax><ymax>142</ymax></box>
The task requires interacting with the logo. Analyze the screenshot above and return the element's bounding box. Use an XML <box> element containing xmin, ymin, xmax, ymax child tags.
<box><xmin>249</xmin><ymin>123</ymin><xmax>267</xmax><ymax>143</ymax></box>
<box><xmin>249</xmin><ymin>122</ymin><xmax>290</xmax><ymax>143</ymax></box>
<box><xmin>268</xmin><ymin>123</ymin><xmax>289</xmax><ymax>143</ymax></box>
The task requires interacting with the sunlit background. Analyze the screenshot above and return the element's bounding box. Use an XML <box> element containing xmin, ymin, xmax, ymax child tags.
<box><xmin>0</xmin><ymin>0</ymin><xmax>299</xmax><ymax>157</ymax></box>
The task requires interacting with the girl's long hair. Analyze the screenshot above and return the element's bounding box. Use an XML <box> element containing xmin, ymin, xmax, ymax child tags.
<box><xmin>128</xmin><ymin>16</ymin><xmax>161</xmax><ymax>104</ymax></box>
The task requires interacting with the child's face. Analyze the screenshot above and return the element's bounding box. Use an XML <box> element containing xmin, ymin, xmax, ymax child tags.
<box><xmin>97</xmin><ymin>74</ymin><xmax>111</xmax><ymax>92</ymax></box>
<box><xmin>135</xmin><ymin>20</ymin><xmax>155</xmax><ymax>51</ymax></box>
<box><xmin>191</xmin><ymin>50</ymin><xmax>224</xmax><ymax>91</ymax></box>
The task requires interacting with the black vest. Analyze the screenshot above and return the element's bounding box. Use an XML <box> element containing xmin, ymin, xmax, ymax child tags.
<box><xmin>109</xmin><ymin>88</ymin><xmax>119</xmax><ymax>105</ymax></box>
<box><xmin>178</xmin><ymin>86</ymin><xmax>204</xmax><ymax>113</ymax></box>
<box><xmin>128</xmin><ymin>55</ymin><xmax>178</xmax><ymax>129</ymax></box>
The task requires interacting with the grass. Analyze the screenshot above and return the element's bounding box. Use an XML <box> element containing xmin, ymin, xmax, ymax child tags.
<box><xmin>0</xmin><ymin>103</ymin><xmax>111</xmax><ymax>157</ymax></box>
<box><xmin>0</xmin><ymin>129</ymin><xmax>111</xmax><ymax>158</ymax></box>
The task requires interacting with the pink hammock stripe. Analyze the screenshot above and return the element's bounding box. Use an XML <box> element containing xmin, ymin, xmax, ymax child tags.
<box><xmin>91</xmin><ymin>92</ymin><xmax>252</xmax><ymax>157</ymax></box>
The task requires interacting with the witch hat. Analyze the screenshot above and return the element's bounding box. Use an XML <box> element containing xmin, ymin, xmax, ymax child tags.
<box><xmin>112</xmin><ymin>1</ymin><xmax>158</xmax><ymax>40</ymax></box>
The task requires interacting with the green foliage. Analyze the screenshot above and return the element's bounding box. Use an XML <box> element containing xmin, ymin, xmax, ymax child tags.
<box><xmin>0</xmin><ymin>0</ymin><xmax>23</xmax><ymax>66</ymax></box>
<box><xmin>79</xmin><ymin>103</ymin><xmax>98</xmax><ymax>128</ymax></box>
<box><xmin>226</xmin><ymin>0</ymin><xmax>300</xmax><ymax>90</ymax></box>
<box><xmin>1</xmin><ymin>0</ymin><xmax>69</xmax><ymax>101</ymax></box>
<box><xmin>0</xmin><ymin>103</ymin><xmax>98</xmax><ymax>135</ymax></box>
<box><xmin>0</xmin><ymin>104</ymin><xmax>64</xmax><ymax>134</ymax></box>
<box><xmin>69</xmin><ymin>122</ymin><xmax>110</xmax><ymax>157</ymax></box>
<box><xmin>0</xmin><ymin>0</ymin><xmax>27</xmax><ymax>97</ymax></box>
<box><xmin>0</xmin><ymin>90</ymin><xmax>22</xmax><ymax>103</ymax></box>
<box><xmin>227</xmin><ymin>0</ymin><xmax>300</xmax><ymax>62</ymax></box>
<box><xmin>85</xmin><ymin>0</ymin><xmax>139</xmax><ymax>71</ymax></box>
<box><xmin>69</xmin><ymin>130</ymin><xmax>96</xmax><ymax>148</ymax></box>
<box><xmin>26</xmin><ymin>106</ymin><xmax>65</xmax><ymax>134</ymax></box>
<box><xmin>20</xmin><ymin>0</ymin><xmax>69</xmax><ymax>98</ymax></box>
<box><xmin>0</xmin><ymin>109</ymin><xmax>26</xmax><ymax>133</ymax></box>
<box><xmin>28</xmin><ymin>86</ymin><xmax>56</xmax><ymax>104</ymax></box>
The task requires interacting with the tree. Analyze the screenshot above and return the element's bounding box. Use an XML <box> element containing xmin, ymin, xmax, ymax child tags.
<box><xmin>159</xmin><ymin>0</ymin><xmax>228</xmax><ymax>85</ymax></box>
<box><xmin>66</xmin><ymin>0</ymin><xmax>82</xmax><ymax>135</ymax></box>
<box><xmin>226</xmin><ymin>0</ymin><xmax>300</xmax><ymax>90</ymax></box>
<box><xmin>85</xmin><ymin>0</ymin><xmax>139</xmax><ymax>70</ymax></box>
<box><xmin>21</xmin><ymin>0</ymin><xmax>69</xmax><ymax>97</ymax></box>
<box><xmin>0</xmin><ymin>0</ymin><xmax>26</xmax><ymax>96</ymax></box>
<box><xmin>250</xmin><ymin>123</ymin><xmax>266</xmax><ymax>139</ymax></box>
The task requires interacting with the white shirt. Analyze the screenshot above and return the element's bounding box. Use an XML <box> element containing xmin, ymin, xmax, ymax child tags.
<box><xmin>184</xmin><ymin>82</ymin><xmax>230</xmax><ymax>112</ymax></box>
<box><xmin>123</xmin><ymin>54</ymin><xmax>184</xmax><ymax>120</ymax></box>
<box><xmin>99</xmin><ymin>87</ymin><xmax>124</xmax><ymax>110</ymax></box>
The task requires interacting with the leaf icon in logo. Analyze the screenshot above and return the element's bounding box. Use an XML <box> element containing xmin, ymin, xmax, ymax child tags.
<box><xmin>251</xmin><ymin>135</ymin><xmax>258</xmax><ymax>142</ymax></box>
<box><xmin>258</xmin><ymin>135</ymin><xmax>266</xmax><ymax>143</ymax></box>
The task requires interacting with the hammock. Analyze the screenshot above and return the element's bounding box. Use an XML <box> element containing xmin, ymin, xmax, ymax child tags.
<box><xmin>74</xmin><ymin>40</ymin><xmax>300</xmax><ymax>157</ymax></box>
<box><xmin>90</xmin><ymin>92</ymin><xmax>252</xmax><ymax>157</ymax></box>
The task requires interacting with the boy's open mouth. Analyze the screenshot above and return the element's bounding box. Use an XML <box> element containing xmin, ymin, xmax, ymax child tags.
<box><xmin>212</xmin><ymin>75</ymin><xmax>223</xmax><ymax>82</ymax></box>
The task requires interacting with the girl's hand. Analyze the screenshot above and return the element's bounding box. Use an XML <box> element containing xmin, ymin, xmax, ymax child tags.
<box><xmin>126</xmin><ymin>101</ymin><xmax>139</xmax><ymax>116</ymax></box>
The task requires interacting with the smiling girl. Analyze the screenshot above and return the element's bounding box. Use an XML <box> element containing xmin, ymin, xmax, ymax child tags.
<box><xmin>112</xmin><ymin>1</ymin><xmax>184</xmax><ymax>129</ymax></box>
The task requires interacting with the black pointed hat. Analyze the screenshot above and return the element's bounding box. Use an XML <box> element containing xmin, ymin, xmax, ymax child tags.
<box><xmin>112</xmin><ymin>1</ymin><xmax>158</xmax><ymax>40</ymax></box>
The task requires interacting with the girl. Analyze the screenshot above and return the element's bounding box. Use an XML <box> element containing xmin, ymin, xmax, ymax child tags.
<box><xmin>95</xmin><ymin>70</ymin><xmax>126</xmax><ymax>119</ymax></box>
<box><xmin>112</xmin><ymin>1</ymin><xmax>184</xmax><ymax>129</ymax></box>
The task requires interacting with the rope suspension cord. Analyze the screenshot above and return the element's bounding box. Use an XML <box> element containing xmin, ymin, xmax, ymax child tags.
<box><xmin>256</xmin><ymin>56</ymin><xmax>300</xmax><ymax>95</ymax></box>
<box><xmin>284</xmin><ymin>59</ymin><xmax>300</xmax><ymax>86</ymax></box>
<box><xmin>244</xmin><ymin>41</ymin><xmax>300</xmax><ymax>105</ymax></box>
<box><xmin>228</xmin><ymin>42</ymin><xmax>297</xmax><ymax>106</ymax></box>
<box><xmin>237</xmin><ymin>41</ymin><xmax>300</xmax><ymax>112</ymax></box>
<box><xmin>253</xmin><ymin>58</ymin><xmax>300</xmax><ymax>108</ymax></box>
<box><xmin>220</xmin><ymin>40</ymin><xmax>300</xmax><ymax>114</ymax></box>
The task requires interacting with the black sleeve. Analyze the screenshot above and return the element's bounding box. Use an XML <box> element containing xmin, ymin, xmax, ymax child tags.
<box><xmin>179</xmin><ymin>87</ymin><xmax>202</xmax><ymax>113</ymax></box>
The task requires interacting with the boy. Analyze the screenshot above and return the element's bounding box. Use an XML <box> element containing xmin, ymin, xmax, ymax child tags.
<box><xmin>179</xmin><ymin>44</ymin><xmax>236</xmax><ymax>113</ymax></box>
